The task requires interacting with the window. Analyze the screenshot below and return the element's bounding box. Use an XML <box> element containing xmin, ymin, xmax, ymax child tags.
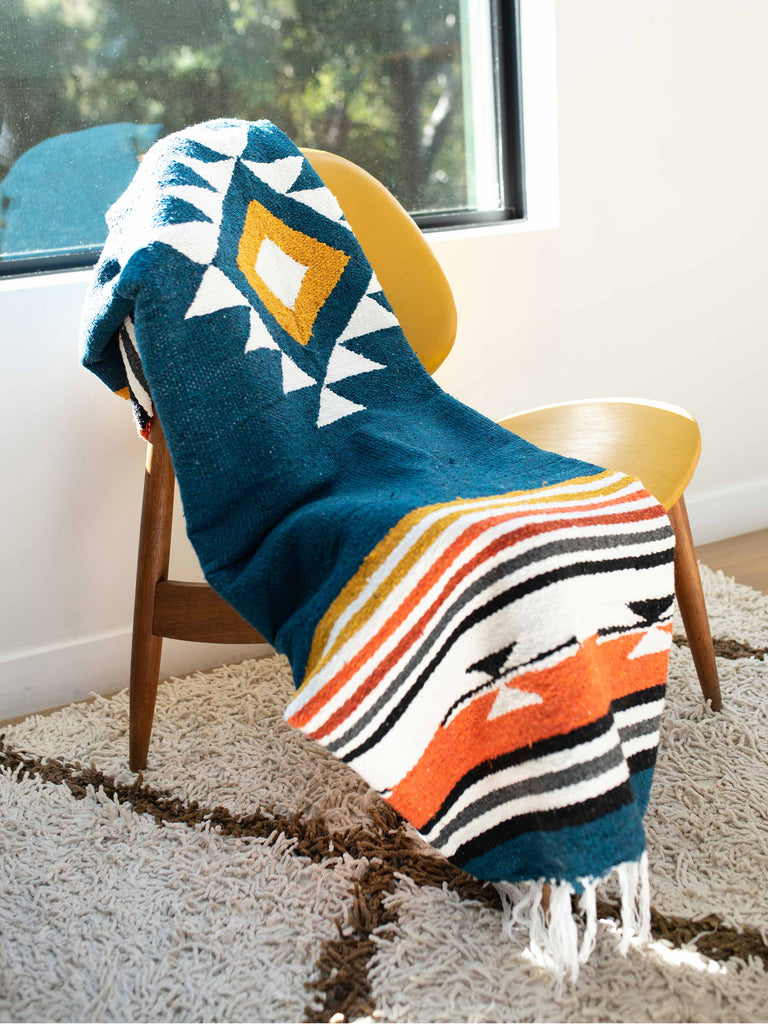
<box><xmin>0</xmin><ymin>0</ymin><xmax>522</xmax><ymax>275</ymax></box>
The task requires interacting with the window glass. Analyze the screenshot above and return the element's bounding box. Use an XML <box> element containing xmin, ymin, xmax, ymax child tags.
<box><xmin>0</xmin><ymin>0</ymin><xmax>511</xmax><ymax>271</ymax></box>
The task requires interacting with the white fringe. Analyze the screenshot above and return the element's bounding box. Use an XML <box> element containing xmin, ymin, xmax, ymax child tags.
<box><xmin>495</xmin><ymin>851</ymin><xmax>651</xmax><ymax>989</ymax></box>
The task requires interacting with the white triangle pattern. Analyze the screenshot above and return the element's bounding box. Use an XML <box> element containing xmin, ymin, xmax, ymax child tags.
<box><xmin>317</xmin><ymin>386</ymin><xmax>366</xmax><ymax>428</ymax></box>
<box><xmin>337</xmin><ymin>294</ymin><xmax>398</xmax><ymax>343</ymax></box>
<box><xmin>366</xmin><ymin>270</ymin><xmax>382</xmax><ymax>295</ymax></box>
<box><xmin>487</xmin><ymin>684</ymin><xmax>543</xmax><ymax>721</ymax></box>
<box><xmin>244</xmin><ymin>309</ymin><xmax>280</xmax><ymax>353</ymax></box>
<box><xmin>183</xmin><ymin>122</ymin><xmax>251</xmax><ymax>159</ymax></box>
<box><xmin>152</xmin><ymin>154</ymin><xmax>237</xmax><ymax>265</ymax></box>
<box><xmin>175</xmin><ymin>154</ymin><xmax>237</xmax><ymax>196</ymax></box>
<box><xmin>281</xmin><ymin>354</ymin><xmax>316</xmax><ymax>394</ymax></box>
<box><xmin>185</xmin><ymin>265</ymin><xmax>249</xmax><ymax>320</ymax></box>
<box><xmin>146</xmin><ymin>136</ymin><xmax>390</xmax><ymax>426</ymax></box>
<box><xmin>288</xmin><ymin>186</ymin><xmax>344</xmax><ymax>222</ymax></box>
<box><xmin>628</xmin><ymin>626</ymin><xmax>672</xmax><ymax>660</ymax></box>
<box><xmin>150</xmin><ymin>221</ymin><xmax>220</xmax><ymax>266</ymax></box>
<box><xmin>241</xmin><ymin>156</ymin><xmax>304</xmax><ymax>194</ymax></box>
<box><xmin>325</xmin><ymin>344</ymin><xmax>384</xmax><ymax>385</ymax></box>
<box><xmin>165</xmin><ymin>184</ymin><xmax>223</xmax><ymax>224</ymax></box>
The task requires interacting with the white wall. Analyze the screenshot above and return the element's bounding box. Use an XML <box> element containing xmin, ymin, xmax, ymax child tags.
<box><xmin>434</xmin><ymin>0</ymin><xmax>768</xmax><ymax>536</ymax></box>
<box><xmin>2</xmin><ymin>0</ymin><xmax>767</xmax><ymax>719</ymax></box>
<box><xmin>1</xmin><ymin>273</ymin><xmax>269</xmax><ymax>720</ymax></box>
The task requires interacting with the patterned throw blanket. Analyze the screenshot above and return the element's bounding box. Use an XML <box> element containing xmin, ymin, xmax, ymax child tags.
<box><xmin>81</xmin><ymin>119</ymin><xmax>675</xmax><ymax>980</ymax></box>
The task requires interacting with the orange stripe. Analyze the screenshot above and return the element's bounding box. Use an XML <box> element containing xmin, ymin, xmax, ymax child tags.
<box><xmin>290</xmin><ymin>496</ymin><xmax>666</xmax><ymax>731</ymax></box>
<box><xmin>302</xmin><ymin>471</ymin><xmax>618</xmax><ymax>680</ymax></box>
<box><xmin>304</xmin><ymin>501</ymin><xmax>665</xmax><ymax>735</ymax></box>
<box><xmin>388</xmin><ymin>626</ymin><xmax>671</xmax><ymax>829</ymax></box>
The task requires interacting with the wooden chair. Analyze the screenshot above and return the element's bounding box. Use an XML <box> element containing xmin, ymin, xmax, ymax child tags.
<box><xmin>128</xmin><ymin>150</ymin><xmax>721</xmax><ymax>772</ymax></box>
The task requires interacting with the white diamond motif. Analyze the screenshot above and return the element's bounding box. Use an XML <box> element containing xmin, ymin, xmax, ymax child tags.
<box><xmin>255</xmin><ymin>237</ymin><xmax>309</xmax><ymax>310</ymax></box>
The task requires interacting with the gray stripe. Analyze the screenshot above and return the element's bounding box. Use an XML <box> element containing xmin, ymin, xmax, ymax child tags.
<box><xmin>427</xmin><ymin>744</ymin><xmax>626</xmax><ymax>850</ymax></box>
<box><xmin>328</xmin><ymin>523</ymin><xmax>673</xmax><ymax>755</ymax></box>
<box><xmin>618</xmin><ymin>715</ymin><xmax>661</xmax><ymax>743</ymax></box>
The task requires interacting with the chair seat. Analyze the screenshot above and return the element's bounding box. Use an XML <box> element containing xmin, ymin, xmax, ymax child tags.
<box><xmin>497</xmin><ymin>398</ymin><xmax>701</xmax><ymax>512</ymax></box>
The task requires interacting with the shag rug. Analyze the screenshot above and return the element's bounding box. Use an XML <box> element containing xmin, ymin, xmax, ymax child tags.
<box><xmin>1</xmin><ymin>564</ymin><xmax>767</xmax><ymax>1024</ymax></box>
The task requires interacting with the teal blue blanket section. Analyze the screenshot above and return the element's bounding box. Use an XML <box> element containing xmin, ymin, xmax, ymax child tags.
<box><xmin>80</xmin><ymin>118</ymin><xmax>599</xmax><ymax>681</ymax></box>
<box><xmin>81</xmin><ymin>123</ymin><xmax>674</xmax><ymax>960</ymax></box>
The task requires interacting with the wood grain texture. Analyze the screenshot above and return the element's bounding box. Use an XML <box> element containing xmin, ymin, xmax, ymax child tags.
<box><xmin>129</xmin><ymin>419</ymin><xmax>176</xmax><ymax>771</ymax></box>
<box><xmin>698</xmin><ymin>529</ymin><xmax>768</xmax><ymax>596</ymax></box>
<box><xmin>497</xmin><ymin>399</ymin><xmax>701</xmax><ymax>511</ymax></box>
<box><xmin>153</xmin><ymin>581</ymin><xmax>265</xmax><ymax>645</ymax></box>
<box><xmin>668</xmin><ymin>496</ymin><xmax>723</xmax><ymax>710</ymax></box>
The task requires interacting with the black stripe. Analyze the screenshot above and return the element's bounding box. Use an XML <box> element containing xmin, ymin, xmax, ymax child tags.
<box><xmin>451</xmin><ymin>781</ymin><xmax>636</xmax><ymax>867</ymax></box>
<box><xmin>612</xmin><ymin>683</ymin><xmax>666</xmax><ymax>713</ymax></box>
<box><xmin>628</xmin><ymin>747</ymin><xmax>657</xmax><ymax>774</ymax></box>
<box><xmin>428</xmin><ymin>744</ymin><xmax>627</xmax><ymax>850</ymax></box>
<box><xmin>422</xmin><ymin>683</ymin><xmax>667</xmax><ymax>835</ymax></box>
<box><xmin>327</xmin><ymin>523</ymin><xmax>672</xmax><ymax>755</ymax></box>
<box><xmin>329</xmin><ymin>524</ymin><xmax>671</xmax><ymax>757</ymax></box>
<box><xmin>441</xmin><ymin>636</ymin><xmax>578</xmax><ymax>726</ymax></box>
<box><xmin>130</xmin><ymin>397</ymin><xmax>152</xmax><ymax>435</ymax></box>
<box><xmin>342</xmin><ymin>547</ymin><xmax>675</xmax><ymax>764</ymax></box>
<box><xmin>420</xmin><ymin>712</ymin><xmax>617</xmax><ymax>835</ymax></box>
<box><xmin>598</xmin><ymin>616</ymin><xmax>673</xmax><ymax>638</ymax></box>
<box><xmin>119</xmin><ymin>319</ymin><xmax>150</xmax><ymax>395</ymax></box>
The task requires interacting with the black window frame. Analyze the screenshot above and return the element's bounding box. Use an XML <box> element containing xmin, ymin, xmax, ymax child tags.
<box><xmin>419</xmin><ymin>0</ymin><xmax>525</xmax><ymax>233</ymax></box>
<box><xmin>0</xmin><ymin>0</ymin><xmax>524</xmax><ymax>279</ymax></box>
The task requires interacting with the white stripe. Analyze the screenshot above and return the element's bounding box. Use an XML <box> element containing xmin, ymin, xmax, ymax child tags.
<box><xmin>314</xmin><ymin>472</ymin><xmax>629</xmax><ymax>660</ymax></box>
<box><xmin>623</xmin><ymin>730</ymin><xmax>660</xmax><ymax>759</ymax></box>
<box><xmin>302</xmin><ymin>538</ymin><xmax>662</xmax><ymax>739</ymax></box>
<box><xmin>307</xmin><ymin>474</ymin><xmax>648</xmax><ymax>676</ymax></box>
<box><xmin>614</xmin><ymin>698</ymin><xmax>665</xmax><ymax>732</ymax></box>
<box><xmin>291</xmin><ymin>506</ymin><xmax>671</xmax><ymax>728</ymax></box>
<box><xmin>422</xmin><ymin>726</ymin><xmax>623</xmax><ymax>843</ymax></box>
<box><xmin>316</xmin><ymin>482</ymin><xmax>654</xmax><ymax>667</ymax></box>
<box><xmin>305</xmin><ymin>560</ymin><xmax>673</xmax><ymax>775</ymax></box>
<box><xmin>118</xmin><ymin>330</ymin><xmax>153</xmax><ymax>417</ymax></box>
<box><xmin>124</xmin><ymin>315</ymin><xmax>137</xmax><ymax>347</ymax></box>
<box><xmin>437</xmin><ymin>762</ymin><xmax>631</xmax><ymax>859</ymax></box>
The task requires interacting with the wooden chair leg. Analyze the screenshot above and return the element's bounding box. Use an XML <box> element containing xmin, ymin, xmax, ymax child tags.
<box><xmin>129</xmin><ymin>419</ymin><xmax>175</xmax><ymax>771</ymax></box>
<box><xmin>667</xmin><ymin>495</ymin><xmax>723</xmax><ymax>711</ymax></box>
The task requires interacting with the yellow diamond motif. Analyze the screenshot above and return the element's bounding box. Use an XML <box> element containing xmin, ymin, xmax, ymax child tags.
<box><xmin>237</xmin><ymin>200</ymin><xmax>350</xmax><ymax>346</ymax></box>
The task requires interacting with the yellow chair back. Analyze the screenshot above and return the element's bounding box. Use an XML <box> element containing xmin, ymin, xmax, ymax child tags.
<box><xmin>302</xmin><ymin>148</ymin><xmax>456</xmax><ymax>374</ymax></box>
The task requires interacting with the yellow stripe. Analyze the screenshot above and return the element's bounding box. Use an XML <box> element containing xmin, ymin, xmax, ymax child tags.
<box><xmin>301</xmin><ymin>470</ymin><xmax>629</xmax><ymax>686</ymax></box>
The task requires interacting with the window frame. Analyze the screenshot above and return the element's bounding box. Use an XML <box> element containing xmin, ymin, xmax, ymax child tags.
<box><xmin>0</xmin><ymin>0</ymin><xmax>524</xmax><ymax>278</ymax></box>
<box><xmin>419</xmin><ymin>0</ymin><xmax>524</xmax><ymax>233</ymax></box>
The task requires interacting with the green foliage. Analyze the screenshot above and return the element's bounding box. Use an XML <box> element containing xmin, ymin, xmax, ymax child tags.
<box><xmin>0</xmin><ymin>0</ymin><xmax>468</xmax><ymax>212</ymax></box>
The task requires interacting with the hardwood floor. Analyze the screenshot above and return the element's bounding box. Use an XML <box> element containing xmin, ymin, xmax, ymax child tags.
<box><xmin>697</xmin><ymin>528</ymin><xmax>768</xmax><ymax>596</ymax></box>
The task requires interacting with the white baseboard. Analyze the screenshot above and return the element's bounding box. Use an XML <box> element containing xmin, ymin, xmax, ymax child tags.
<box><xmin>685</xmin><ymin>476</ymin><xmax>768</xmax><ymax>546</ymax></box>
<box><xmin>0</xmin><ymin>628</ymin><xmax>272</xmax><ymax>722</ymax></box>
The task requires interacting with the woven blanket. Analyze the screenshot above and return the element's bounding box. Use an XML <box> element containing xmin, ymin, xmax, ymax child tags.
<box><xmin>81</xmin><ymin>119</ymin><xmax>675</xmax><ymax>979</ymax></box>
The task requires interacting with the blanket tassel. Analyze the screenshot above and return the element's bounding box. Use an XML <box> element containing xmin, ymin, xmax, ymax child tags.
<box><xmin>495</xmin><ymin>851</ymin><xmax>650</xmax><ymax>988</ymax></box>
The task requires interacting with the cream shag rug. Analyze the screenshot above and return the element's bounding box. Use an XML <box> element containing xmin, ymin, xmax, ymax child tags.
<box><xmin>2</xmin><ymin>564</ymin><xmax>768</xmax><ymax>1023</ymax></box>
